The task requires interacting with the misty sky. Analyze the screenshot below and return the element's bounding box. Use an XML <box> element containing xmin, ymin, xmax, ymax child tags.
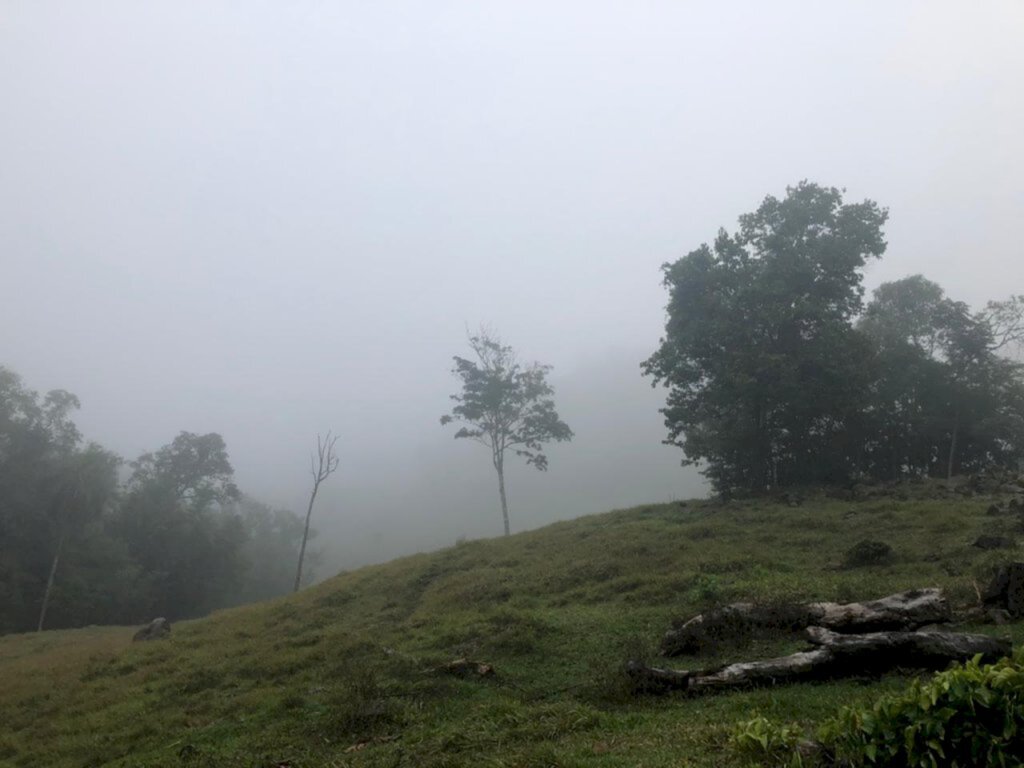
<box><xmin>2</xmin><ymin>2</ymin><xmax>1022</xmax><ymax>572</ymax></box>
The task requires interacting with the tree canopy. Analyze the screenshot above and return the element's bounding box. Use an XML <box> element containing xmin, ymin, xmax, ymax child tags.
<box><xmin>644</xmin><ymin>182</ymin><xmax>1024</xmax><ymax>494</ymax></box>
<box><xmin>441</xmin><ymin>330</ymin><xmax>573</xmax><ymax>535</ymax></box>
<box><xmin>0</xmin><ymin>366</ymin><xmax>319</xmax><ymax>634</ymax></box>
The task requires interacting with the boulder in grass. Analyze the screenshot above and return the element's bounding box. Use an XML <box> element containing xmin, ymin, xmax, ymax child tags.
<box><xmin>842</xmin><ymin>540</ymin><xmax>893</xmax><ymax>568</ymax></box>
<box><xmin>133</xmin><ymin>617</ymin><xmax>171</xmax><ymax>642</ymax></box>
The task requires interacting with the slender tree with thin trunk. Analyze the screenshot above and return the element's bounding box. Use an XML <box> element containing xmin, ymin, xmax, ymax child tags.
<box><xmin>294</xmin><ymin>432</ymin><xmax>338</xmax><ymax>592</ymax></box>
<box><xmin>38</xmin><ymin>444</ymin><xmax>119</xmax><ymax>631</ymax></box>
<box><xmin>441</xmin><ymin>330</ymin><xmax>573</xmax><ymax>536</ymax></box>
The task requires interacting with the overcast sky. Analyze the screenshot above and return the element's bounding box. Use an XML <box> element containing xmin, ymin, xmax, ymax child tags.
<box><xmin>2</xmin><ymin>2</ymin><xmax>1022</xmax><ymax>571</ymax></box>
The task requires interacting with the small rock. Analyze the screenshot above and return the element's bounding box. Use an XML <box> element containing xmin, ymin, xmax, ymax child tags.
<box><xmin>842</xmin><ymin>540</ymin><xmax>893</xmax><ymax>568</ymax></box>
<box><xmin>133</xmin><ymin>617</ymin><xmax>171</xmax><ymax>642</ymax></box>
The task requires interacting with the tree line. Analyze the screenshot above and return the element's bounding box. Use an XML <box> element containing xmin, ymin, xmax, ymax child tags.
<box><xmin>5</xmin><ymin>181</ymin><xmax>1022</xmax><ymax>632</ymax></box>
<box><xmin>439</xmin><ymin>184</ymin><xmax>1023</xmax><ymax>524</ymax></box>
<box><xmin>0</xmin><ymin>368</ymin><xmax>321</xmax><ymax>635</ymax></box>
<box><xmin>643</xmin><ymin>182</ymin><xmax>1024</xmax><ymax>495</ymax></box>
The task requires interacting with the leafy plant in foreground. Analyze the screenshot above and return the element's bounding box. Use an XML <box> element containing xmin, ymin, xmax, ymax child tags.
<box><xmin>820</xmin><ymin>651</ymin><xmax>1024</xmax><ymax>766</ymax></box>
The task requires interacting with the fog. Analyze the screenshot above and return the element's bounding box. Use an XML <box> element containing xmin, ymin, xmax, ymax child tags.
<box><xmin>2</xmin><ymin>2</ymin><xmax>1022</xmax><ymax>573</ymax></box>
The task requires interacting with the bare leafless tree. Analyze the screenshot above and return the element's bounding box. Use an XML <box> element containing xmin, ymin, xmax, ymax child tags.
<box><xmin>293</xmin><ymin>431</ymin><xmax>339</xmax><ymax>592</ymax></box>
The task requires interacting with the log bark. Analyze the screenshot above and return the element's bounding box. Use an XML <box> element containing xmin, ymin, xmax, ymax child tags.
<box><xmin>632</xmin><ymin>626</ymin><xmax>1009</xmax><ymax>695</ymax></box>
<box><xmin>662</xmin><ymin>588</ymin><xmax>950</xmax><ymax>656</ymax></box>
<box><xmin>982</xmin><ymin>563</ymin><xmax>1024</xmax><ymax>618</ymax></box>
<box><xmin>805</xmin><ymin>626</ymin><xmax>1010</xmax><ymax>669</ymax></box>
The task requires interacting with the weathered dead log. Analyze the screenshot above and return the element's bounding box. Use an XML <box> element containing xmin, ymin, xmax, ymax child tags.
<box><xmin>688</xmin><ymin>649</ymin><xmax>834</xmax><ymax>692</ymax></box>
<box><xmin>805</xmin><ymin>626</ymin><xmax>1010</xmax><ymax>670</ymax></box>
<box><xmin>634</xmin><ymin>626</ymin><xmax>1009</xmax><ymax>695</ymax></box>
<box><xmin>662</xmin><ymin>588</ymin><xmax>950</xmax><ymax>656</ymax></box>
<box><xmin>623</xmin><ymin>661</ymin><xmax>694</xmax><ymax>692</ymax></box>
<box><xmin>807</xmin><ymin>588</ymin><xmax>951</xmax><ymax>632</ymax></box>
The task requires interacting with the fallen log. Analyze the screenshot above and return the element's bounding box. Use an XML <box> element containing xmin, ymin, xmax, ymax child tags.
<box><xmin>808</xmin><ymin>589</ymin><xmax>951</xmax><ymax>632</ymax></box>
<box><xmin>805</xmin><ymin>626</ymin><xmax>1010</xmax><ymax>667</ymax></box>
<box><xmin>622</xmin><ymin>661</ymin><xmax>694</xmax><ymax>693</ymax></box>
<box><xmin>662</xmin><ymin>588</ymin><xmax>950</xmax><ymax>656</ymax></box>
<box><xmin>631</xmin><ymin>626</ymin><xmax>1009</xmax><ymax>695</ymax></box>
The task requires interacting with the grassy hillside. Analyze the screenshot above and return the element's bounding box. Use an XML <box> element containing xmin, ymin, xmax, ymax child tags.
<box><xmin>2</xmin><ymin>490</ymin><xmax>1022</xmax><ymax>767</ymax></box>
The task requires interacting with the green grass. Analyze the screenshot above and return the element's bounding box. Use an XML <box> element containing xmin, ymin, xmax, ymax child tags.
<box><xmin>1</xmin><ymin>490</ymin><xmax>1022</xmax><ymax>767</ymax></box>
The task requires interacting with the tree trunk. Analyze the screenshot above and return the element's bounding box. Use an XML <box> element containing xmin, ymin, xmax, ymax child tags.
<box><xmin>946</xmin><ymin>414</ymin><xmax>959</xmax><ymax>481</ymax></box>
<box><xmin>629</xmin><ymin>627</ymin><xmax>1010</xmax><ymax>695</ymax></box>
<box><xmin>662</xmin><ymin>588</ymin><xmax>949</xmax><ymax>656</ymax></box>
<box><xmin>496</xmin><ymin>458</ymin><xmax>510</xmax><ymax>536</ymax></box>
<box><xmin>293</xmin><ymin>485</ymin><xmax>318</xmax><ymax>593</ymax></box>
<box><xmin>37</xmin><ymin>532</ymin><xmax>65</xmax><ymax>632</ymax></box>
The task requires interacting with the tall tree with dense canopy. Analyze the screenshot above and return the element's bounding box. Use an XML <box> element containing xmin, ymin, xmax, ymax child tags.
<box><xmin>0</xmin><ymin>369</ymin><xmax>123</xmax><ymax>632</ymax></box>
<box><xmin>113</xmin><ymin>431</ymin><xmax>244</xmax><ymax>619</ymax></box>
<box><xmin>860</xmin><ymin>276</ymin><xmax>1024</xmax><ymax>480</ymax></box>
<box><xmin>0</xmin><ymin>366</ymin><xmax>338</xmax><ymax>633</ymax></box>
<box><xmin>643</xmin><ymin>182</ymin><xmax>888</xmax><ymax>494</ymax></box>
<box><xmin>441</xmin><ymin>330</ymin><xmax>573</xmax><ymax>536</ymax></box>
<box><xmin>36</xmin><ymin>443</ymin><xmax>121</xmax><ymax>631</ymax></box>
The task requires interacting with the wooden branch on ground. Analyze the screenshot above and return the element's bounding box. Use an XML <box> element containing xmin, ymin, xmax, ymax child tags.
<box><xmin>629</xmin><ymin>626</ymin><xmax>1010</xmax><ymax>695</ymax></box>
<box><xmin>662</xmin><ymin>588</ymin><xmax>951</xmax><ymax>656</ymax></box>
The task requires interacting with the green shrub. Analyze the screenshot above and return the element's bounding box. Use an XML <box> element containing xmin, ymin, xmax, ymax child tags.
<box><xmin>842</xmin><ymin>540</ymin><xmax>893</xmax><ymax>568</ymax></box>
<box><xmin>819</xmin><ymin>651</ymin><xmax>1024</xmax><ymax>766</ymax></box>
<box><xmin>732</xmin><ymin>715</ymin><xmax>809</xmax><ymax>767</ymax></box>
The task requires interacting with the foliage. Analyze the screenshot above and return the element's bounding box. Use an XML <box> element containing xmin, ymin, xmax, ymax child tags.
<box><xmin>732</xmin><ymin>715</ymin><xmax>809</xmax><ymax>767</ymax></box>
<box><xmin>859</xmin><ymin>277</ymin><xmax>1024</xmax><ymax>480</ymax></box>
<box><xmin>643</xmin><ymin>182</ymin><xmax>888</xmax><ymax>494</ymax></box>
<box><xmin>441</xmin><ymin>329</ymin><xmax>573</xmax><ymax>534</ymax></box>
<box><xmin>112</xmin><ymin>432</ymin><xmax>246</xmax><ymax>620</ymax></box>
<box><xmin>0</xmin><ymin>366</ymin><xmax>318</xmax><ymax>633</ymax></box>
<box><xmin>644</xmin><ymin>183</ymin><xmax>1024</xmax><ymax>494</ymax></box>
<box><xmin>232</xmin><ymin>496</ymin><xmax>319</xmax><ymax>603</ymax></box>
<box><xmin>0</xmin><ymin>367</ymin><xmax>122</xmax><ymax>632</ymax></box>
<box><xmin>819</xmin><ymin>651</ymin><xmax>1024</xmax><ymax>767</ymax></box>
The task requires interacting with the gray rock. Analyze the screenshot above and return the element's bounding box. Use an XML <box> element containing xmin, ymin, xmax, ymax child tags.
<box><xmin>133</xmin><ymin>617</ymin><xmax>171</xmax><ymax>642</ymax></box>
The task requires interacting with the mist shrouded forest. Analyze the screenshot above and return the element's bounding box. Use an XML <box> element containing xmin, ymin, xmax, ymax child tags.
<box><xmin>2</xmin><ymin>181</ymin><xmax>1021</xmax><ymax>634</ymax></box>
<box><xmin>6</xmin><ymin>5</ymin><xmax>1024</xmax><ymax>768</ymax></box>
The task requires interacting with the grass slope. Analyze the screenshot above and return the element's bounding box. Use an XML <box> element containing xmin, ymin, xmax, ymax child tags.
<box><xmin>2</xmin><ymin>492</ymin><xmax>1022</xmax><ymax>767</ymax></box>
